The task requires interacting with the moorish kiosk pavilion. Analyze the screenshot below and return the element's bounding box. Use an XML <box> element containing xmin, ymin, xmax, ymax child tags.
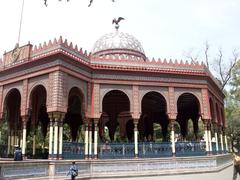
<box><xmin>0</xmin><ymin>26</ymin><xmax>228</xmax><ymax>160</ymax></box>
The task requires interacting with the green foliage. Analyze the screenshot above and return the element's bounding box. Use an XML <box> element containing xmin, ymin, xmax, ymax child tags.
<box><xmin>230</xmin><ymin>60</ymin><xmax>240</xmax><ymax>102</ymax></box>
<box><xmin>0</xmin><ymin>120</ymin><xmax>8</xmax><ymax>144</ymax></box>
<box><xmin>225</xmin><ymin>93</ymin><xmax>240</xmax><ymax>152</ymax></box>
<box><xmin>153</xmin><ymin>123</ymin><xmax>162</xmax><ymax>142</ymax></box>
<box><xmin>226</xmin><ymin>60</ymin><xmax>240</xmax><ymax>152</ymax></box>
<box><xmin>63</xmin><ymin>124</ymin><xmax>71</xmax><ymax>141</ymax></box>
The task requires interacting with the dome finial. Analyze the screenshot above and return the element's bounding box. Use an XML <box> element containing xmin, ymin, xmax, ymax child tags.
<box><xmin>112</xmin><ymin>17</ymin><xmax>125</xmax><ymax>31</ymax></box>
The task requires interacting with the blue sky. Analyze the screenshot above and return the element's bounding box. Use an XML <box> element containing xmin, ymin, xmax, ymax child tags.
<box><xmin>0</xmin><ymin>0</ymin><xmax>239</xmax><ymax>64</ymax></box>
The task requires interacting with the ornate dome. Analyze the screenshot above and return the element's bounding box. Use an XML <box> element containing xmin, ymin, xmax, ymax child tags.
<box><xmin>92</xmin><ymin>31</ymin><xmax>146</xmax><ymax>60</ymax></box>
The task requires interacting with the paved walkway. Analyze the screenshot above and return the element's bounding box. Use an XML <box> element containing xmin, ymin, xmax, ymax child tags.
<box><xmin>94</xmin><ymin>165</ymin><xmax>235</xmax><ymax>180</ymax></box>
<box><xmin>17</xmin><ymin>165</ymin><xmax>235</xmax><ymax>180</ymax></box>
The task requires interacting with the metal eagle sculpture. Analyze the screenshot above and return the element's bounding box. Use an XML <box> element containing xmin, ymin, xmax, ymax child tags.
<box><xmin>112</xmin><ymin>17</ymin><xmax>125</xmax><ymax>30</ymax></box>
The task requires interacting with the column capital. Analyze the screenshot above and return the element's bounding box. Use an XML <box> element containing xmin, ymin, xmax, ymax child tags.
<box><xmin>48</xmin><ymin>112</ymin><xmax>65</xmax><ymax>121</ymax></box>
<box><xmin>22</xmin><ymin>120</ymin><xmax>27</xmax><ymax>129</ymax></box>
<box><xmin>21</xmin><ymin>115</ymin><xmax>28</xmax><ymax>122</ymax></box>
<box><xmin>93</xmin><ymin>118</ymin><xmax>99</xmax><ymax>124</ymax></box>
<box><xmin>133</xmin><ymin>118</ymin><xmax>139</xmax><ymax>124</ymax></box>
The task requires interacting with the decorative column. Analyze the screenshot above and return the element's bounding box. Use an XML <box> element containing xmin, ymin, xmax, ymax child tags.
<box><xmin>48</xmin><ymin>116</ymin><xmax>54</xmax><ymax>159</ymax></box>
<box><xmin>134</xmin><ymin>119</ymin><xmax>139</xmax><ymax>158</ymax></box>
<box><xmin>58</xmin><ymin>120</ymin><xmax>63</xmax><ymax>160</ymax></box>
<box><xmin>84</xmin><ymin>123</ymin><xmax>89</xmax><ymax>159</ymax></box>
<box><xmin>214</xmin><ymin>123</ymin><xmax>219</xmax><ymax>153</ymax></box>
<box><xmin>170</xmin><ymin>120</ymin><xmax>176</xmax><ymax>157</ymax></box>
<box><xmin>22</xmin><ymin>119</ymin><xmax>27</xmax><ymax>158</ymax></box>
<box><xmin>219</xmin><ymin>127</ymin><xmax>224</xmax><ymax>153</ymax></box>
<box><xmin>93</xmin><ymin>119</ymin><xmax>98</xmax><ymax>159</ymax></box>
<box><xmin>204</xmin><ymin>120</ymin><xmax>209</xmax><ymax>153</ymax></box>
<box><xmin>88</xmin><ymin>122</ymin><xmax>92</xmax><ymax>159</ymax></box>
<box><xmin>53</xmin><ymin>117</ymin><xmax>59</xmax><ymax>159</ymax></box>
<box><xmin>208</xmin><ymin>123</ymin><xmax>212</xmax><ymax>153</ymax></box>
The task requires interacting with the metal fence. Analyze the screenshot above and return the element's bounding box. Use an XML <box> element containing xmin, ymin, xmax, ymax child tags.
<box><xmin>0</xmin><ymin>144</ymin><xmax>7</xmax><ymax>158</ymax></box>
<box><xmin>62</xmin><ymin>142</ymin><xmax>84</xmax><ymax>159</ymax></box>
<box><xmin>98</xmin><ymin>143</ymin><xmax>134</xmax><ymax>159</ymax></box>
<box><xmin>13</xmin><ymin>140</ymin><xmax>227</xmax><ymax>160</ymax></box>
<box><xmin>138</xmin><ymin>142</ymin><xmax>172</xmax><ymax>158</ymax></box>
<box><xmin>175</xmin><ymin>141</ymin><xmax>206</xmax><ymax>156</ymax></box>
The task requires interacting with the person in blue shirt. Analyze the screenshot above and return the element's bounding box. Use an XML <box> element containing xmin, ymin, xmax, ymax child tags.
<box><xmin>67</xmin><ymin>161</ymin><xmax>78</xmax><ymax>180</ymax></box>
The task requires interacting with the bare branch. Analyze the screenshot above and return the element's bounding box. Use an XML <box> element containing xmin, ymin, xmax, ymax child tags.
<box><xmin>217</xmin><ymin>49</ymin><xmax>224</xmax><ymax>84</ymax></box>
<box><xmin>217</xmin><ymin>49</ymin><xmax>239</xmax><ymax>90</ymax></box>
<box><xmin>204</xmin><ymin>41</ymin><xmax>209</xmax><ymax>68</ymax></box>
<box><xmin>183</xmin><ymin>49</ymin><xmax>199</xmax><ymax>64</ymax></box>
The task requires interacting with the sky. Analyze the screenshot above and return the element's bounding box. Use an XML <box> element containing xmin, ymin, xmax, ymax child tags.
<box><xmin>0</xmin><ymin>0</ymin><xmax>240</xmax><ymax>64</ymax></box>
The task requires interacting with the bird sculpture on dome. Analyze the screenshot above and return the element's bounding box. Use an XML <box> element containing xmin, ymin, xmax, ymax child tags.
<box><xmin>112</xmin><ymin>17</ymin><xmax>125</xmax><ymax>30</ymax></box>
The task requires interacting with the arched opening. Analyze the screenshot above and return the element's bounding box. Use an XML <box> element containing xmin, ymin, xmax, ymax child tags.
<box><xmin>102</xmin><ymin>90</ymin><xmax>131</xmax><ymax>142</ymax></box>
<box><xmin>2</xmin><ymin>89</ymin><xmax>21</xmax><ymax>156</ymax></box>
<box><xmin>28</xmin><ymin>85</ymin><xmax>48</xmax><ymax>158</ymax></box>
<box><xmin>140</xmin><ymin>91</ymin><xmax>168</xmax><ymax>142</ymax></box>
<box><xmin>64</xmin><ymin>87</ymin><xmax>84</xmax><ymax>142</ymax></box>
<box><xmin>177</xmin><ymin>93</ymin><xmax>200</xmax><ymax>140</ymax></box>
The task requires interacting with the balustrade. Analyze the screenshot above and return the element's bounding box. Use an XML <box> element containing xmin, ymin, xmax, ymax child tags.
<box><xmin>138</xmin><ymin>142</ymin><xmax>172</xmax><ymax>158</ymax></box>
<box><xmin>175</xmin><ymin>141</ymin><xmax>206</xmax><ymax>157</ymax></box>
<box><xmin>62</xmin><ymin>142</ymin><xmax>84</xmax><ymax>159</ymax></box>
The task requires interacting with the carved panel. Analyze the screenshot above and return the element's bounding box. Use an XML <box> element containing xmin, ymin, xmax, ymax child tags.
<box><xmin>168</xmin><ymin>87</ymin><xmax>176</xmax><ymax>119</ymax></box>
<box><xmin>201</xmin><ymin>89</ymin><xmax>211</xmax><ymax>120</ymax></box>
<box><xmin>86</xmin><ymin>82</ymin><xmax>92</xmax><ymax>118</ymax></box>
<box><xmin>3</xmin><ymin>44</ymin><xmax>32</xmax><ymax>67</ymax></box>
<box><xmin>132</xmin><ymin>85</ymin><xmax>140</xmax><ymax>119</ymax></box>
<box><xmin>93</xmin><ymin>83</ymin><xmax>100</xmax><ymax>118</ymax></box>
<box><xmin>21</xmin><ymin>79</ymin><xmax>28</xmax><ymax>116</ymax></box>
<box><xmin>47</xmin><ymin>71</ymin><xmax>67</xmax><ymax>112</ymax></box>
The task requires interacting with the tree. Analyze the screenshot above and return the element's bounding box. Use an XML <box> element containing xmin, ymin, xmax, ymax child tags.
<box><xmin>225</xmin><ymin>94</ymin><xmax>240</xmax><ymax>152</ymax></box>
<box><xmin>225</xmin><ymin>61</ymin><xmax>240</xmax><ymax>152</ymax></box>
<box><xmin>230</xmin><ymin>60</ymin><xmax>240</xmax><ymax>101</ymax></box>
<box><xmin>185</xmin><ymin>42</ymin><xmax>239</xmax><ymax>91</ymax></box>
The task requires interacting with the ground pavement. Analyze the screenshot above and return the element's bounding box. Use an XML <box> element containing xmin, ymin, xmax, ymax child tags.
<box><xmin>17</xmin><ymin>164</ymin><xmax>235</xmax><ymax>180</ymax></box>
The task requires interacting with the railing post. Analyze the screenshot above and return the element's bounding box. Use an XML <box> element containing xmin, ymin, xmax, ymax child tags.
<box><xmin>134</xmin><ymin>119</ymin><xmax>139</xmax><ymax>158</ymax></box>
<box><xmin>48</xmin><ymin>113</ymin><xmax>54</xmax><ymax>159</ymax></box>
<box><xmin>93</xmin><ymin>118</ymin><xmax>99</xmax><ymax>159</ymax></box>
<box><xmin>170</xmin><ymin>119</ymin><xmax>176</xmax><ymax>157</ymax></box>
<box><xmin>219</xmin><ymin>126</ymin><xmax>224</xmax><ymax>153</ymax></box>
<box><xmin>224</xmin><ymin>128</ymin><xmax>228</xmax><ymax>152</ymax></box>
<box><xmin>21</xmin><ymin>118</ymin><xmax>27</xmax><ymax>158</ymax></box>
<box><xmin>88</xmin><ymin>121</ymin><xmax>92</xmax><ymax>159</ymax></box>
<box><xmin>203</xmin><ymin>119</ymin><xmax>209</xmax><ymax>154</ymax></box>
<box><xmin>208</xmin><ymin>123</ymin><xmax>212</xmax><ymax>154</ymax></box>
<box><xmin>53</xmin><ymin>117</ymin><xmax>59</xmax><ymax>160</ymax></box>
<box><xmin>58</xmin><ymin>114</ymin><xmax>64</xmax><ymax>160</ymax></box>
<box><xmin>214</xmin><ymin>123</ymin><xmax>219</xmax><ymax>153</ymax></box>
<box><xmin>84</xmin><ymin>122</ymin><xmax>89</xmax><ymax>159</ymax></box>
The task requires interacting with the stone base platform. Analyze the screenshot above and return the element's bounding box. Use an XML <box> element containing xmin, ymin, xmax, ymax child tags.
<box><xmin>0</xmin><ymin>154</ymin><xmax>233</xmax><ymax>180</ymax></box>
